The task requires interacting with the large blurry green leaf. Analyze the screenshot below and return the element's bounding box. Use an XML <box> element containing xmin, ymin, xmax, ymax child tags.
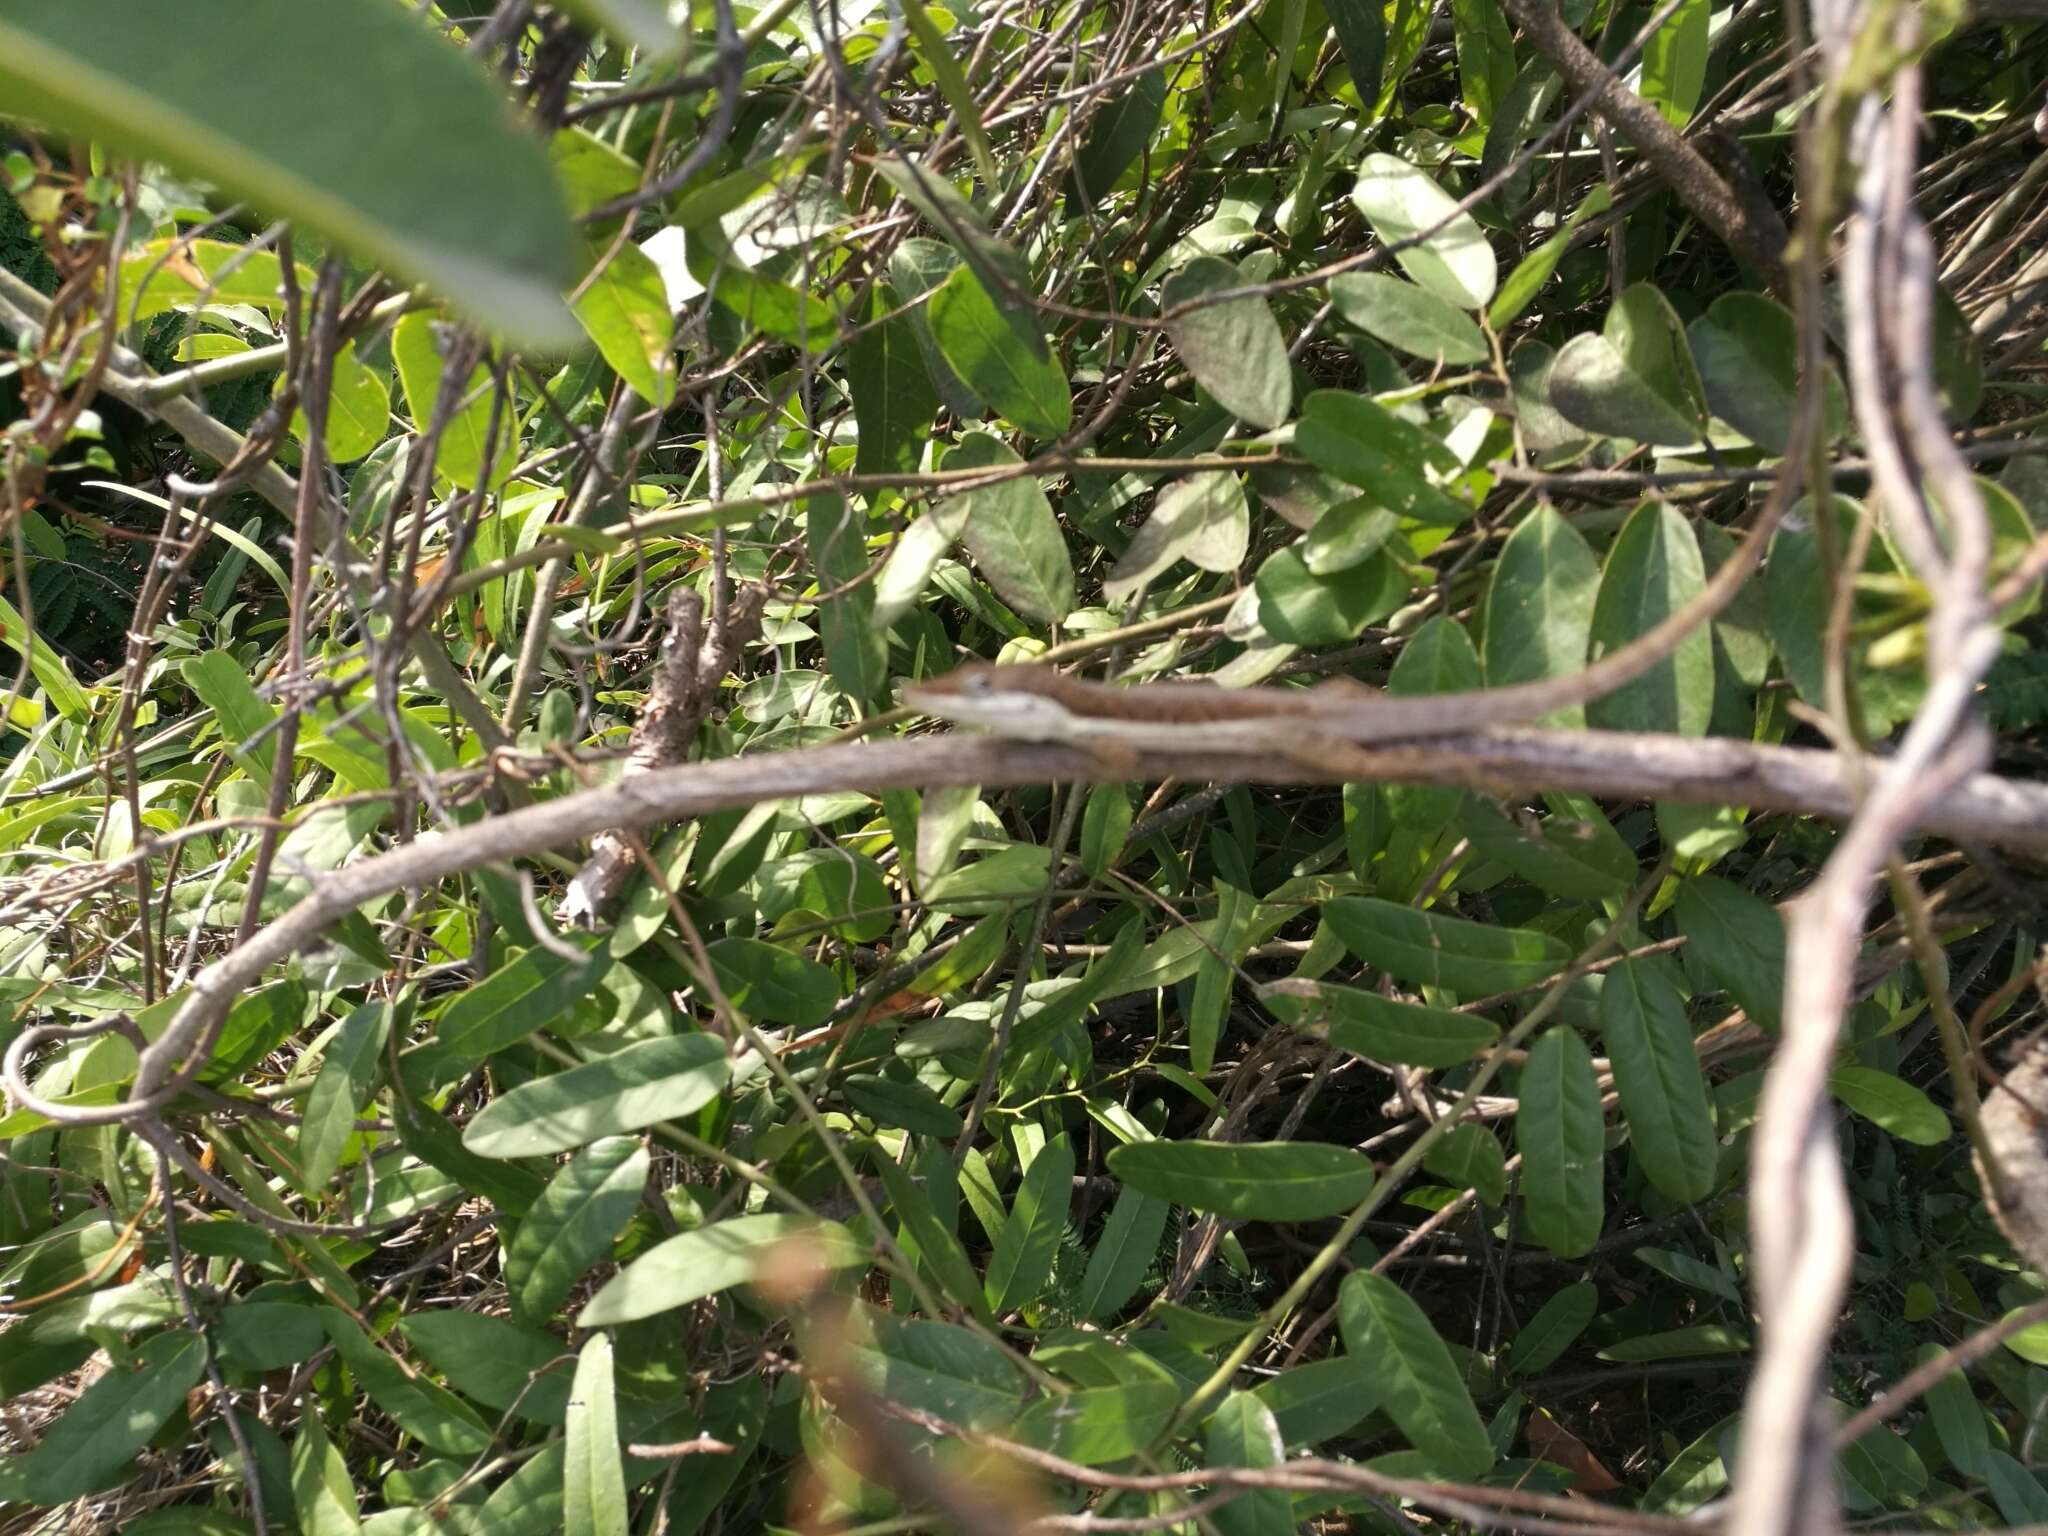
<box><xmin>465</xmin><ymin>1034</ymin><xmax>730</xmax><ymax>1158</ymax></box>
<box><xmin>1338</xmin><ymin>1272</ymin><xmax>1493</xmax><ymax>1477</ymax></box>
<box><xmin>1107</xmin><ymin>1139</ymin><xmax>1376</xmax><ymax>1220</ymax></box>
<box><xmin>1348</xmin><ymin>154</ymin><xmax>1496</xmax><ymax>310</ymax></box>
<box><xmin>15</xmin><ymin>1330</ymin><xmax>207</xmax><ymax>1503</ymax></box>
<box><xmin>1675</xmin><ymin>875</ymin><xmax>1785</xmax><ymax>1031</ymax></box>
<box><xmin>1518</xmin><ymin>1028</ymin><xmax>1604</xmax><ymax>1257</ymax></box>
<box><xmin>1162</xmin><ymin>256</ymin><xmax>1293</xmax><ymax>429</ymax></box>
<box><xmin>928</xmin><ymin>264</ymin><xmax>1072</xmax><ymax>438</ymax></box>
<box><xmin>0</xmin><ymin>0</ymin><xmax>577</xmax><ymax>344</ymax></box>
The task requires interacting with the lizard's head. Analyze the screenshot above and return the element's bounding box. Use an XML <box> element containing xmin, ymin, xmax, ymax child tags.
<box><xmin>900</xmin><ymin>664</ymin><xmax>1072</xmax><ymax>742</ymax></box>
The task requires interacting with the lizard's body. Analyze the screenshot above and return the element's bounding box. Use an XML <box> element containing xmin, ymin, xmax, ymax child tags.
<box><xmin>900</xmin><ymin>661</ymin><xmax>1572</xmax><ymax>754</ymax></box>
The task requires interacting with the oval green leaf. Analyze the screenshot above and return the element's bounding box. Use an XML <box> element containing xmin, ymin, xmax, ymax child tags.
<box><xmin>1321</xmin><ymin>896</ymin><xmax>1570</xmax><ymax>993</ymax></box>
<box><xmin>464</xmin><ymin>1034</ymin><xmax>730</xmax><ymax>1158</ymax></box>
<box><xmin>1349</xmin><ymin>154</ymin><xmax>1496</xmax><ymax>311</ymax></box>
<box><xmin>1518</xmin><ymin>1027</ymin><xmax>1605</xmax><ymax>1257</ymax></box>
<box><xmin>1338</xmin><ymin>1271</ymin><xmax>1494</xmax><ymax>1478</ymax></box>
<box><xmin>507</xmin><ymin>1137</ymin><xmax>650</xmax><ymax>1323</ymax></box>
<box><xmin>1162</xmin><ymin>255</ymin><xmax>1293</xmax><ymax>429</ymax></box>
<box><xmin>1107</xmin><ymin>1139</ymin><xmax>1376</xmax><ymax>1221</ymax></box>
<box><xmin>578</xmin><ymin>1214</ymin><xmax>869</xmax><ymax>1326</ymax></box>
<box><xmin>1599</xmin><ymin>958</ymin><xmax>1718</xmax><ymax>1202</ymax></box>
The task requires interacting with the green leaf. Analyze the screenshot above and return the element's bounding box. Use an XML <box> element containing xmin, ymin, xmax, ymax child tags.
<box><xmin>291</xmin><ymin>1412</ymin><xmax>360</xmax><ymax>1536</ymax></box>
<box><xmin>1348</xmin><ymin>154</ymin><xmax>1496</xmax><ymax>311</ymax></box>
<box><xmin>1828</xmin><ymin>1066</ymin><xmax>1950</xmax><ymax>1146</ymax></box>
<box><xmin>1280</xmin><ymin>980</ymin><xmax>1501</xmax><ymax>1067</ymax></box>
<box><xmin>1518</xmin><ymin>1027</ymin><xmax>1604</xmax><ymax>1257</ymax></box>
<box><xmin>15</xmin><ymin>1330</ymin><xmax>207</xmax><ymax>1503</ymax></box>
<box><xmin>1015</xmin><ymin>1380</ymin><xmax>1182</xmax><ymax>1465</ymax></box>
<box><xmin>0</xmin><ymin>2</ymin><xmax>577</xmax><ymax>344</ymax></box>
<box><xmin>1383</xmin><ymin>615</ymin><xmax>1482</xmax><ymax>829</ymax></box>
<box><xmin>1206</xmin><ymin>1393</ymin><xmax>1292</xmax><ymax>1536</ymax></box>
<box><xmin>115</xmin><ymin>236</ymin><xmax>312</xmax><ymax>324</ymax></box>
<box><xmin>1423</xmin><ymin>1122</ymin><xmax>1509</xmax><ymax>1204</ymax></box>
<box><xmin>1080</xmin><ymin>784</ymin><xmax>1133</xmax><ymax>880</ymax></box>
<box><xmin>1303</xmin><ymin>495</ymin><xmax>1400</xmax><ymax>575</ymax></box>
<box><xmin>984</xmin><ymin>1133</ymin><xmax>1075</xmax><ymax>1314</ymax></box>
<box><xmin>843</xmin><ymin>1305</ymin><xmax>1026</xmax><ymax>1429</ymax></box>
<box><xmin>1104</xmin><ymin>472</ymin><xmax>1250</xmax><ymax>603</ymax></box>
<box><xmin>1329</xmin><ymin>272</ymin><xmax>1488</xmax><ymax>365</ymax></box>
<box><xmin>1338</xmin><ymin>1271</ymin><xmax>1494</xmax><ymax>1478</ymax></box>
<box><xmin>1079</xmin><ymin>1185</ymin><xmax>1170</xmax><ymax>1320</ymax></box>
<box><xmin>1161</xmin><ymin>255</ymin><xmax>1292</xmax><ymax>429</ymax></box>
<box><xmin>400</xmin><ymin>1311</ymin><xmax>571</xmax><ymax>1423</ymax></box>
<box><xmin>464</xmin><ymin>1034</ymin><xmax>729</xmax><ymax>1158</ymax></box>
<box><xmin>1457</xmin><ymin>796</ymin><xmax>1635</xmax><ymax>901</ymax></box>
<box><xmin>0</xmin><ymin>589</ymin><xmax>90</xmax><ymax>721</ymax></box>
<box><xmin>1599</xmin><ymin>959</ymin><xmax>1717</xmax><ymax>1202</ymax></box>
<box><xmin>1254</xmin><ymin>1357</ymin><xmax>1383</xmax><ymax>1446</ymax></box>
<box><xmin>507</xmin><ymin>1137</ymin><xmax>650</xmax><ymax>1323</ymax></box>
<box><xmin>1548</xmin><ymin>284</ymin><xmax>1709</xmax><ymax>447</ymax></box>
<box><xmin>1920</xmin><ymin>1341</ymin><xmax>1989</xmax><ymax>1478</ymax></box>
<box><xmin>322</xmin><ymin>1311</ymin><xmax>493</xmax><ymax>1456</ymax></box>
<box><xmin>928</xmin><ymin>264</ymin><xmax>1072</xmax><ymax>438</ymax></box>
<box><xmin>413</xmin><ymin>940</ymin><xmax>611</xmax><ymax>1085</ymax></box>
<box><xmin>1107</xmin><ymin>1139</ymin><xmax>1375</xmax><ymax>1221</ymax></box>
<box><xmin>572</xmin><ymin>238</ymin><xmax>676</xmax><ymax>407</ymax></box>
<box><xmin>298</xmin><ymin>1000</ymin><xmax>392</xmax><ymax>1190</ymax></box>
<box><xmin>1069</xmin><ymin>70</ymin><xmax>1166</xmax><ymax>199</ymax></box>
<box><xmin>900</xmin><ymin>0</ymin><xmax>997</xmax><ymax>189</ymax></box>
<box><xmin>301</xmin><ymin>342</ymin><xmax>392</xmax><ymax>464</ymax></box>
<box><xmin>870</xmin><ymin>1147</ymin><xmax>989</xmax><ymax>1318</ymax></box>
<box><xmin>1586</xmin><ymin>500</ymin><xmax>1714</xmax><ymax>735</ymax></box>
<box><xmin>1480</xmin><ymin>504</ymin><xmax>1599</xmax><ymax>723</ymax></box>
<box><xmin>1326</xmin><ymin>0</ymin><xmax>1387</xmax><ymax>99</ymax></box>
<box><xmin>1596</xmin><ymin>1324</ymin><xmax>1750</xmax><ymax>1362</ymax></box>
<box><xmin>391</xmin><ymin>311</ymin><xmax>516</xmax><ymax>491</ymax></box>
<box><xmin>579</xmin><ymin>1215</ymin><xmax>868</xmax><ymax>1326</ymax></box>
<box><xmin>1322</xmin><ymin>896</ymin><xmax>1570</xmax><ymax>993</ymax></box>
<box><xmin>565</xmin><ymin>1335</ymin><xmax>629</xmax><ymax>1536</ymax></box>
<box><xmin>844</xmin><ymin>1074</ymin><xmax>965</xmax><ymax>1140</ymax></box>
<box><xmin>185</xmin><ymin>648</ymin><xmax>280</xmax><ymax>793</ymax></box>
<box><xmin>1253</xmin><ymin>545</ymin><xmax>1406</xmax><ymax>645</ymax></box>
<box><xmin>1487</xmin><ymin>185</ymin><xmax>1611</xmax><ymax>330</ymax></box>
<box><xmin>704</xmin><ymin>936</ymin><xmax>838</xmax><ymax>1028</ymax></box>
<box><xmin>1674</xmin><ymin>875</ymin><xmax>1784</xmax><ymax>1032</ymax></box>
<box><xmin>944</xmin><ymin>432</ymin><xmax>1075</xmax><ymax>623</ymax></box>
<box><xmin>1189</xmin><ymin>882</ymin><xmax>1255</xmax><ymax>1076</ymax></box>
<box><xmin>1504</xmin><ymin>1282</ymin><xmax>1598</xmax><ymax>1376</ymax></box>
<box><xmin>848</xmin><ymin>285</ymin><xmax>940</xmax><ymax>477</ymax></box>
<box><xmin>1638</xmin><ymin>0</ymin><xmax>1708</xmax><ymax>125</ymax></box>
<box><xmin>1983</xmin><ymin>1450</ymin><xmax>2048</xmax><ymax>1525</ymax></box>
<box><xmin>1634</xmin><ymin>1247</ymin><xmax>1741</xmax><ymax>1304</ymax></box>
<box><xmin>1687</xmin><ymin>292</ymin><xmax>1846</xmax><ymax>453</ymax></box>
<box><xmin>1294</xmin><ymin>389</ymin><xmax>1472</xmax><ymax>526</ymax></box>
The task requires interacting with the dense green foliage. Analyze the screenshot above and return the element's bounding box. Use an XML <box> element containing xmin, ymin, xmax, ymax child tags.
<box><xmin>2</xmin><ymin>2</ymin><xmax>2047</xmax><ymax>1534</ymax></box>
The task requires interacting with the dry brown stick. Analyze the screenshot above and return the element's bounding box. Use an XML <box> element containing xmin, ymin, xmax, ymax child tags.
<box><xmin>1496</xmin><ymin>0</ymin><xmax>1790</xmax><ymax>284</ymax></box>
<box><xmin>12</xmin><ymin>720</ymin><xmax>2048</xmax><ymax>1131</ymax></box>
